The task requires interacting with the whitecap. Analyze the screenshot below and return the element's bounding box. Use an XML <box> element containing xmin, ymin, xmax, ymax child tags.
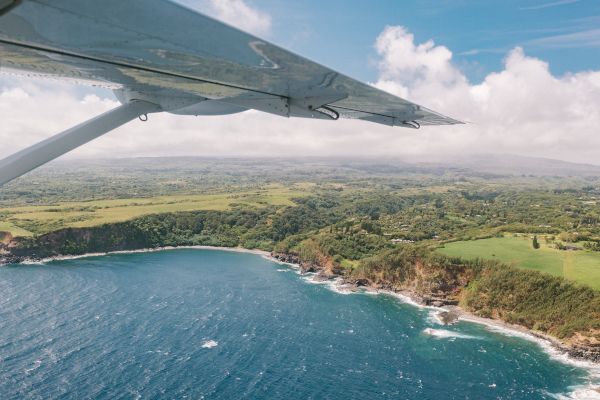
<box><xmin>476</xmin><ymin>322</ymin><xmax>600</xmax><ymax>373</ymax></box>
<box><xmin>201</xmin><ymin>340</ymin><xmax>218</xmax><ymax>349</ymax></box>
<box><xmin>427</xmin><ymin>310</ymin><xmax>446</xmax><ymax>325</ymax></box>
<box><xmin>381</xmin><ymin>291</ymin><xmax>431</xmax><ymax>309</ymax></box>
<box><xmin>20</xmin><ymin>260</ymin><xmax>44</xmax><ymax>265</ymax></box>
<box><xmin>24</xmin><ymin>360</ymin><xmax>42</xmax><ymax>374</ymax></box>
<box><xmin>301</xmin><ymin>275</ymin><xmax>351</xmax><ymax>294</ymax></box>
<box><xmin>548</xmin><ymin>385</ymin><xmax>600</xmax><ymax>399</ymax></box>
<box><xmin>423</xmin><ymin>328</ymin><xmax>479</xmax><ymax>340</ymax></box>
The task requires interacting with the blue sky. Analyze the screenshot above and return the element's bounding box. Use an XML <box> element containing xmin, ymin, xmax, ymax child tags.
<box><xmin>253</xmin><ymin>0</ymin><xmax>600</xmax><ymax>83</ymax></box>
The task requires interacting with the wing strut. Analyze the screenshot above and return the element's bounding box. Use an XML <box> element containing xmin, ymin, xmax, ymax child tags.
<box><xmin>0</xmin><ymin>100</ymin><xmax>160</xmax><ymax>186</ymax></box>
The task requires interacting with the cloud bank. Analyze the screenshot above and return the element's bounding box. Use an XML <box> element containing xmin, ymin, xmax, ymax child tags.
<box><xmin>372</xmin><ymin>26</ymin><xmax>600</xmax><ymax>163</ymax></box>
<box><xmin>1</xmin><ymin>20</ymin><xmax>600</xmax><ymax>164</ymax></box>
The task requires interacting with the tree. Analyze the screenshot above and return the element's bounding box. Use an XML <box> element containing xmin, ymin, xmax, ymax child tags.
<box><xmin>532</xmin><ymin>235</ymin><xmax>540</xmax><ymax>249</ymax></box>
<box><xmin>584</xmin><ymin>241</ymin><xmax>600</xmax><ymax>252</ymax></box>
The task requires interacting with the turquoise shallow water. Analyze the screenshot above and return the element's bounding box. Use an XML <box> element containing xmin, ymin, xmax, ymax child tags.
<box><xmin>0</xmin><ymin>249</ymin><xmax>597</xmax><ymax>399</ymax></box>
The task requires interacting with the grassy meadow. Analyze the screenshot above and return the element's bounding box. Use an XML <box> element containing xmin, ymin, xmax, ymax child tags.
<box><xmin>0</xmin><ymin>184</ymin><xmax>308</xmax><ymax>237</ymax></box>
<box><xmin>438</xmin><ymin>236</ymin><xmax>600</xmax><ymax>290</ymax></box>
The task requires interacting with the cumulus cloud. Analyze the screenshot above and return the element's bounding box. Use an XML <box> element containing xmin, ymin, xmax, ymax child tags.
<box><xmin>372</xmin><ymin>26</ymin><xmax>600</xmax><ymax>164</ymax></box>
<box><xmin>1</xmin><ymin>25</ymin><xmax>600</xmax><ymax>165</ymax></box>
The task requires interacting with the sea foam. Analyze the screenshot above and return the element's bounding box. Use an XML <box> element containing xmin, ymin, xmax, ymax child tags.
<box><xmin>201</xmin><ymin>340</ymin><xmax>218</xmax><ymax>349</ymax></box>
<box><xmin>423</xmin><ymin>328</ymin><xmax>480</xmax><ymax>340</ymax></box>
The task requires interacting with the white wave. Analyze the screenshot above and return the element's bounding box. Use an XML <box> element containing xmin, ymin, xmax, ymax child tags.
<box><xmin>381</xmin><ymin>290</ymin><xmax>431</xmax><ymax>309</ymax></box>
<box><xmin>301</xmin><ymin>275</ymin><xmax>355</xmax><ymax>295</ymax></box>
<box><xmin>427</xmin><ymin>310</ymin><xmax>446</xmax><ymax>325</ymax></box>
<box><xmin>423</xmin><ymin>328</ymin><xmax>480</xmax><ymax>340</ymax></box>
<box><xmin>262</xmin><ymin>256</ymin><xmax>308</xmax><ymax>276</ymax></box>
<box><xmin>549</xmin><ymin>385</ymin><xmax>600</xmax><ymax>400</ymax></box>
<box><xmin>24</xmin><ymin>359</ymin><xmax>42</xmax><ymax>373</ymax></box>
<box><xmin>360</xmin><ymin>288</ymin><xmax>380</xmax><ymax>295</ymax></box>
<box><xmin>201</xmin><ymin>340</ymin><xmax>218</xmax><ymax>349</ymax></box>
<box><xmin>469</xmin><ymin>320</ymin><xmax>600</xmax><ymax>374</ymax></box>
<box><xmin>20</xmin><ymin>260</ymin><xmax>44</xmax><ymax>265</ymax></box>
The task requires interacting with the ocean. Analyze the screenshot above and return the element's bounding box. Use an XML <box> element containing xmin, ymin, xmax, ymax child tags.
<box><xmin>0</xmin><ymin>249</ymin><xmax>598</xmax><ymax>399</ymax></box>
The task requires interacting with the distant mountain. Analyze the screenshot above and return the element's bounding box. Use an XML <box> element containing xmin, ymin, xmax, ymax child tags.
<box><xmin>38</xmin><ymin>153</ymin><xmax>600</xmax><ymax>178</ymax></box>
<box><xmin>423</xmin><ymin>154</ymin><xmax>600</xmax><ymax>177</ymax></box>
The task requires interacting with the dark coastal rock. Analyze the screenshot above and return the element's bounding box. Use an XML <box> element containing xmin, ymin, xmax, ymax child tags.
<box><xmin>0</xmin><ymin>253</ymin><xmax>28</xmax><ymax>265</ymax></box>
<box><xmin>423</xmin><ymin>296</ymin><xmax>459</xmax><ymax>307</ymax></box>
<box><xmin>270</xmin><ymin>252</ymin><xmax>334</xmax><ymax>276</ymax></box>
<box><xmin>437</xmin><ymin>310</ymin><xmax>460</xmax><ymax>325</ymax></box>
<box><xmin>331</xmin><ymin>265</ymin><xmax>345</xmax><ymax>276</ymax></box>
<box><xmin>566</xmin><ymin>345</ymin><xmax>600</xmax><ymax>363</ymax></box>
<box><xmin>343</xmin><ymin>278</ymin><xmax>370</xmax><ymax>287</ymax></box>
<box><xmin>271</xmin><ymin>252</ymin><xmax>302</xmax><ymax>265</ymax></box>
<box><xmin>313</xmin><ymin>273</ymin><xmax>330</xmax><ymax>282</ymax></box>
<box><xmin>299</xmin><ymin>263</ymin><xmax>317</xmax><ymax>273</ymax></box>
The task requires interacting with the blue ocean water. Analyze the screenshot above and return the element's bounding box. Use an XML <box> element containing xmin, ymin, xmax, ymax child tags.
<box><xmin>0</xmin><ymin>249</ymin><xmax>597</xmax><ymax>399</ymax></box>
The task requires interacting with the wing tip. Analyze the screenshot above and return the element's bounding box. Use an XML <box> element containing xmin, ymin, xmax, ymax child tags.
<box><xmin>415</xmin><ymin>106</ymin><xmax>464</xmax><ymax>126</ymax></box>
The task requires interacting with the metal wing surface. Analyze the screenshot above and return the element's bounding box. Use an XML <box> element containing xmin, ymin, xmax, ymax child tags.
<box><xmin>0</xmin><ymin>0</ymin><xmax>461</xmax><ymax>127</ymax></box>
<box><xmin>0</xmin><ymin>0</ymin><xmax>462</xmax><ymax>186</ymax></box>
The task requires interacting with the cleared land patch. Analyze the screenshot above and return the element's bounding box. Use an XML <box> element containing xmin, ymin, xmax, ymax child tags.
<box><xmin>0</xmin><ymin>185</ymin><xmax>307</xmax><ymax>237</ymax></box>
<box><xmin>438</xmin><ymin>236</ymin><xmax>600</xmax><ymax>290</ymax></box>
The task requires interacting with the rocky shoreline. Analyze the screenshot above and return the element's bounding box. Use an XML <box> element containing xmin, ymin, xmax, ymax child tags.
<box><xmin>270</xmin><ymin>252</ymin><xmax>600</xmax><ymax>365</ymax></box>
<box><xmin>2</xmin><ymin>246</ymin><xmax>599</xmax><ymax>366</ymax></box>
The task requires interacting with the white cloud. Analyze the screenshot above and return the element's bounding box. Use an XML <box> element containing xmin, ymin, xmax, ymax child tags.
<box><xmin>374</xmin><ymin>26</ymin><xmax>467</xmax><ymax>99</ymax></box>
<box><xmin>2</xmin><ymin>25</ymin><xmax>600</xmax><ymax>165</ymax></box>
<box><xmin>372</xmin><ymin>26</ymin><xmax>600</xmax><ymax>164</ymax></box>
<box><xmin>178</xmin><ymin>0</ymin><xmax>271</xmax><ymax>37</ymax></box>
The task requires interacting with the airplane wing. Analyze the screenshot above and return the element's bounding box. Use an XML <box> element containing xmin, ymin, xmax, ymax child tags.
<box><xmin>0</xmin><ymin>0</ymin><xmax>461</xmax><ymax>185</ymax></box>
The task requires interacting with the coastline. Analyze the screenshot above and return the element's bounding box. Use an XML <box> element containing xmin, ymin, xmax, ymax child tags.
<box><xmin>282</xmin><ymin>262</ymin><xmax>600</xmax><ymax>398</ymax></box>
<box><xmin>4</xmin><ymin>245</ymin><xmax>272</xmax><ymax>265</ymax></box>
<box><xmin>268</xmin><ymin>252</ymin><xmax>600</xmax><ymax>369</ymax></box>
<box><xmin>3</xmin><ymin>244</ymin><xmax>600</xmax><ymax>373</ymax></box>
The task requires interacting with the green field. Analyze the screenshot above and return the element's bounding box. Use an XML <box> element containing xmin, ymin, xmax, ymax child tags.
<box><xmin>438</xmin><ymin>236</ymin><xmax>600</xmax><ymax>290</ymax></box>
<box><xmin>0</xmin><ymin>184</ymin><xmax>309</xmax><ymax>237</ymax></box>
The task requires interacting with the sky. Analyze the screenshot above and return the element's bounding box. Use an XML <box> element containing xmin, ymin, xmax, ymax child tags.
<box><xmin>2</xmin><ymin>0</ymin><xmax>600</xmax><ymax>164</ymax></box>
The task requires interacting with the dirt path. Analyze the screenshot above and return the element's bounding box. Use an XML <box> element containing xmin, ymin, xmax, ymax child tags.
<box><xmin>563</xmin><ymin>251</ymin><xmax>574</xmax><ymax>281</ymax></box>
